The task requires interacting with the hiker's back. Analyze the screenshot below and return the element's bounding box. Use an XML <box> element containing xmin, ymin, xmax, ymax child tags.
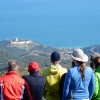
<box><xmin>0</xmin><ymin>60</ymin><xmax>32</xmax><ymax>100</ymax></box>
<box><xmin>0</xmin><ymin>71</ymin><xmax>26</xmax><ymax>100</ymax></box>
<box><xmin>69</xmin><ymin>66</ymin><xmax>93</xmax><ymax>99</ymax></box>
<box><xmin>43</xmin><ymin>64</ymin><xmax>67</xmax><ymax>100</ymax></box>
<box><xmin>23</xmin><ymin>73</ymin><xmax>46</xmax><ymax>100</ymax></box>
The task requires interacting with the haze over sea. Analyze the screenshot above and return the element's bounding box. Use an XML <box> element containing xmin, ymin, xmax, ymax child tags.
<box><xmin>0</xmin><ymin>0</ymin><xmax>100</xmax><ymax>48</ymax></box>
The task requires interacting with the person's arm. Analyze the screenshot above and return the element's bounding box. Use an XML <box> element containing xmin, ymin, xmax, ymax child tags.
<box><xmin>42</xmin><ymin>85</ymin><xmax>47</xmax><ymax>99</ymax></box>
<box><xmin>59</xmin><ymin>73</ymin><xmax>66</xmax><ymax>100</ymax></box>
<box><xmin>22</xmin><ymin>80</ymin><xmax>33</xmax><ymax>100</ymax></box>
<box><xmin>91</xmin><ymin>73</ymin><xmax>98</xmax><ymax>100</ymax></box>
<box><xmin>41</xmin><ymin>70</ymin><xmax>47</xmax><ymax>99</ymax></box>
<box><xmin>62</xmin><ymin>69</ymin><xmax>71</xmax><ymax>100</ymax></box>
<box><xmin>89</xmin><ymin>72</ymin><xmax>95</xmax><ymax>100</ymax></box>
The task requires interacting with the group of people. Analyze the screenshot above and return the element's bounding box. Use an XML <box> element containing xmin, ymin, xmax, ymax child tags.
<box><xmin>0</xmin><ymin>48</ymin><xmax>100</xmax><ymax>100</ymax></box>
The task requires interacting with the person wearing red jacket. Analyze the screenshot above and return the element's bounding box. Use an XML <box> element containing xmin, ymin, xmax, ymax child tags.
<box><xmin>0</xmin><ymin>60</ymin><xmax>32</xmax><ymax>100</ymax></box>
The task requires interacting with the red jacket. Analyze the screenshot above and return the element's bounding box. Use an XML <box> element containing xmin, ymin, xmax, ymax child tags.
<box><xmin>0</xmin><ymin>71</ymin><xmax>32</xmax><ymax>100</ymax></box>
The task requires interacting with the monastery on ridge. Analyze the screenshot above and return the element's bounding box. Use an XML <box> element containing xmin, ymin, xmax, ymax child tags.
<box><xmin>6</xmin><ymin>37</ymin><xmax>32</xmax><ymax>44</ymax></box>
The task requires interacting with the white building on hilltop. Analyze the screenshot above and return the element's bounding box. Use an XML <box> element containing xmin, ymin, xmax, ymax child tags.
<box><xmin>6</xmin><ymin>37</ymin><xmax>32</xmax><ymax>44</ymax></box>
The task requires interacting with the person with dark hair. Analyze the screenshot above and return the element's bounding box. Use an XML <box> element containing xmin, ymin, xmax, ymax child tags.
<box><xmin>90</xmin><ymin>52</ymin><xmax>100</xmax><ymax>71</ymax></box>
<box><xmin>92</xmin><ymin>56</ymin><xmax>100</xmax><ymax>100</ymax></box>
<box><xmin>0</xmin><ymin>60</ymin><xmax>32</xmax><ymax>100</ymax></box>
<box><xmin>59</xmin><ymin>59</ymin><xmax>75</xmax><ymax>99</ymax></box>
<box><xmin>22</xmin><ymin>61</ymin><xmax>46</xmax><ymax>100</ymax></box>
<box><xmin>42</xmin><ymin>51</ymin><xmax>67</xmax><ymax>100</ymax></box>
<box><xmin>62</xmin><ymin>49</ymin><xmax>95</xmax><ymax>100</ymax></box>
<box><xmin>59</xmin><ymin>73</ymin><xmax>66</xmax><ymax>100</ymax></box>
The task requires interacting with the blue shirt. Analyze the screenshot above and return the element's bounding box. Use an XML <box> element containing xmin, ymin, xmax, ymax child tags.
<box><xmin>62</xmin><ymin>66</ymin><xmax>95</xmax><ymax>100</ymax></box>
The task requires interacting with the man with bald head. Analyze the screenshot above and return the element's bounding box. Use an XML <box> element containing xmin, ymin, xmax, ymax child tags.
<box><xmin>0</xmin><ymin>60</ymin><xmax>32</xmax><ymax>100</ymax></box>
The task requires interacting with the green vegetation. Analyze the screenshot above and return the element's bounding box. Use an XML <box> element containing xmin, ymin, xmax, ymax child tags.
<box><xmin>0</xmin><ymin>39</ymin><xmax>71</xmax><ymax>76</ymax></box>
<box><xmin>0</xmin><ymin>38</ymin><xmax>100</xmax><ymax>76</ymax></box>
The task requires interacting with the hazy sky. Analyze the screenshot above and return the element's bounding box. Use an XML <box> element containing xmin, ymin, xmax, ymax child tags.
<box><xmin>0</xmin><ymin>0</ymin><xmax>100</xmax><ymax>47</ymax></box>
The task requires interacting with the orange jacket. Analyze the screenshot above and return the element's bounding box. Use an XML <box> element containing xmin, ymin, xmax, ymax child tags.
<box><xmin>0</xmin><ymin>71</ymin><xmax>32</xmax><ymax>100</ymax></box>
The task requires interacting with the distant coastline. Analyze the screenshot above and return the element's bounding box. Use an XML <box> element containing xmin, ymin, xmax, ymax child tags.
<box><xmin>0</xmin><ymin>37</ymin><xmax>99</xmax><ymax>49</ymax></box>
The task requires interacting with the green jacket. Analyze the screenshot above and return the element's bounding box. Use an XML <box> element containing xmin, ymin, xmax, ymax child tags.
<box><xmin>42</xmin><ymin>64</ymin><xmax>67</xmax><ymax>100</ymax></box>
<box><xmin>92</xmin><ymin>65</ymin><xmax>100</xmax><ymax>100</ymax></box>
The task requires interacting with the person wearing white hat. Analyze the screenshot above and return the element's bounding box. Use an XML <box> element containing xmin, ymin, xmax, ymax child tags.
<box><xmin>62</xmin><ymin>48</ymin><xmax>95</xmax><ymax>100</ymax></box>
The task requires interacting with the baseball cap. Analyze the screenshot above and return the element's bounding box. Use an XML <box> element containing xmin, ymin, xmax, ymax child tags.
<box><xmin>28</xmin><ymin>62</ymin><xmax>40</xmax><ymax>72</ymax></box>
<box><xmin>51</xmin><ymin>51</ymin><xmax>60</xmax><ymax>61</ymax></box>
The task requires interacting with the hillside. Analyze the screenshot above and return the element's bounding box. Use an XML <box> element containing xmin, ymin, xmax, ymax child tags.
<box><xmin>83</xmin><ymin>44</ymin><xmax>100</xmax><ymax>57</ymax></box>
<box><xmin>0</xmin><ymin>38</ymin><xmax>59</xmax><ymax>56</ymax></box>
<box><xmin>0</xmin><ymin>38</ymin><xmax>100</xmax><ymax>75</ymax></box>
<box><xmin>0</xmin><ymin>38</ymin><xmax>71</xmax><ymax>75</ymax></box>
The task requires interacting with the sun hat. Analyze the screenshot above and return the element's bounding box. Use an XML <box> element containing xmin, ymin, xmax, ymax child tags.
<box><xmin>91</xmin><ymin>52</ymin><xmax>100</xmax><ymax>60</ymax></box>
<box><xmin>51</xmin><ymin>51</ymin><xmax>60</xmax><ymax>61</ymax></box>
<box><xmin>68</xmin><ymin>48</ymin><xmax>88</xmax><ymax>62</ymax></box>
<box><xmin>28</xmin><ymin>62</ymin><xmax>40</xmax><ymax>72</ymax></box>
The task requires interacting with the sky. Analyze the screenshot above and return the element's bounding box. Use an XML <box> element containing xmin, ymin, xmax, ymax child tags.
<box><xmin>0</xmin><ymin>0</ymin><xmax>100</xmax><ymax>48</ymax></box>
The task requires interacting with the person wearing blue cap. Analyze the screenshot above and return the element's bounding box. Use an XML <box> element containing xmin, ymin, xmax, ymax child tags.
<box><xmin>42</xmin><ymin>51</ymin><xmax>67</xmax><ymax>100</ymax></box>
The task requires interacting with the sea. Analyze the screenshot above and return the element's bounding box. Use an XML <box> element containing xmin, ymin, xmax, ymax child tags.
<box><xmin>0</xmin><ymin>0</ymin><xmax>100</xmax><ymax>48</ymax></box>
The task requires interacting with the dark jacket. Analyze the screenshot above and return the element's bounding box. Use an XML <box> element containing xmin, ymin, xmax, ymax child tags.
<box><xmin>59</xmin><ymin>73</ymin><xmax>66</xmax><ymax>100</ymax></box>
<box><xmin>22</xmin><ymin>72</ymin><xmax>46</xmax><ymax>100</ymax></box>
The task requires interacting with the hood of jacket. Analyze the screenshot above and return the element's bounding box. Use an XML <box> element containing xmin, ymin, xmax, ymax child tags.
<box><xmin>48</xmin><ymin>64</ymin><xmax>62</xmax><ymax>75</ymax></box>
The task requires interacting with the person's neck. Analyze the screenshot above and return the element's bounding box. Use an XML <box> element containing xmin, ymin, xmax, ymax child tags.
<box><xmin>52</xmin><ymin>63</ymin><xmax>59</xmax><ymax>66</ymax></box>
<box><xmin>75</xmin><ymin>64</ymin><xmax>80</xmax><ymax>66</ymax></box>
<box><xmin>30</xmin><ymin>71</ymin><xmax>38</xmax><ymax>76</ymax></box>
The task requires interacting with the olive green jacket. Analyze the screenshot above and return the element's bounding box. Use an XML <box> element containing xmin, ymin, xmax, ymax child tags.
<box><xmin>42</xmin><ymin>64</ymin><xmax>67</xmax><ymax>100</ymax></box>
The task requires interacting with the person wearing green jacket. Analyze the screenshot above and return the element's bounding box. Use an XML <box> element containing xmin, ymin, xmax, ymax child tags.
<box><xmin>90</xmin><ymin>52</ymin><xmax>100</xmax><ymax>71</ymax></box>
<box><xmin>42</xmin><ymin>51</ymin><xmax>67</xmax><ymax>100</ymax></box>
<box><xmin>92</xmin><ymin>56</ymin><xmax>100</xmax><ymax>100</ymax></box>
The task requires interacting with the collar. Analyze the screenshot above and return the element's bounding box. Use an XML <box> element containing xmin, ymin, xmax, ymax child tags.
<box><xmin>51</xmin><ymin>63</ymin><xmax>60</xmax><ymax>66</ymax></box>
<box><xmin>6</xmin><ymin>71</ymin><xmax>19</xmax><ymax>76</ymax></box>
<box><xmin>74</xmin><ymin>65</ymin><xmax>80</xmax><ymax>72</ymax></box>
<box><xmin>75</xmin><ymin>65</ymin><xmax>87</xmax><ymax>72</ymax></box>
<box><xmin>95</xmin><ymin>65</ymin><xmax>100</xmax><ymax>72</ymax></box>
<box><xmin>30</xmin><ymin>72</ymin><xmax>39</xmax><ymax>77</ymax></box>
